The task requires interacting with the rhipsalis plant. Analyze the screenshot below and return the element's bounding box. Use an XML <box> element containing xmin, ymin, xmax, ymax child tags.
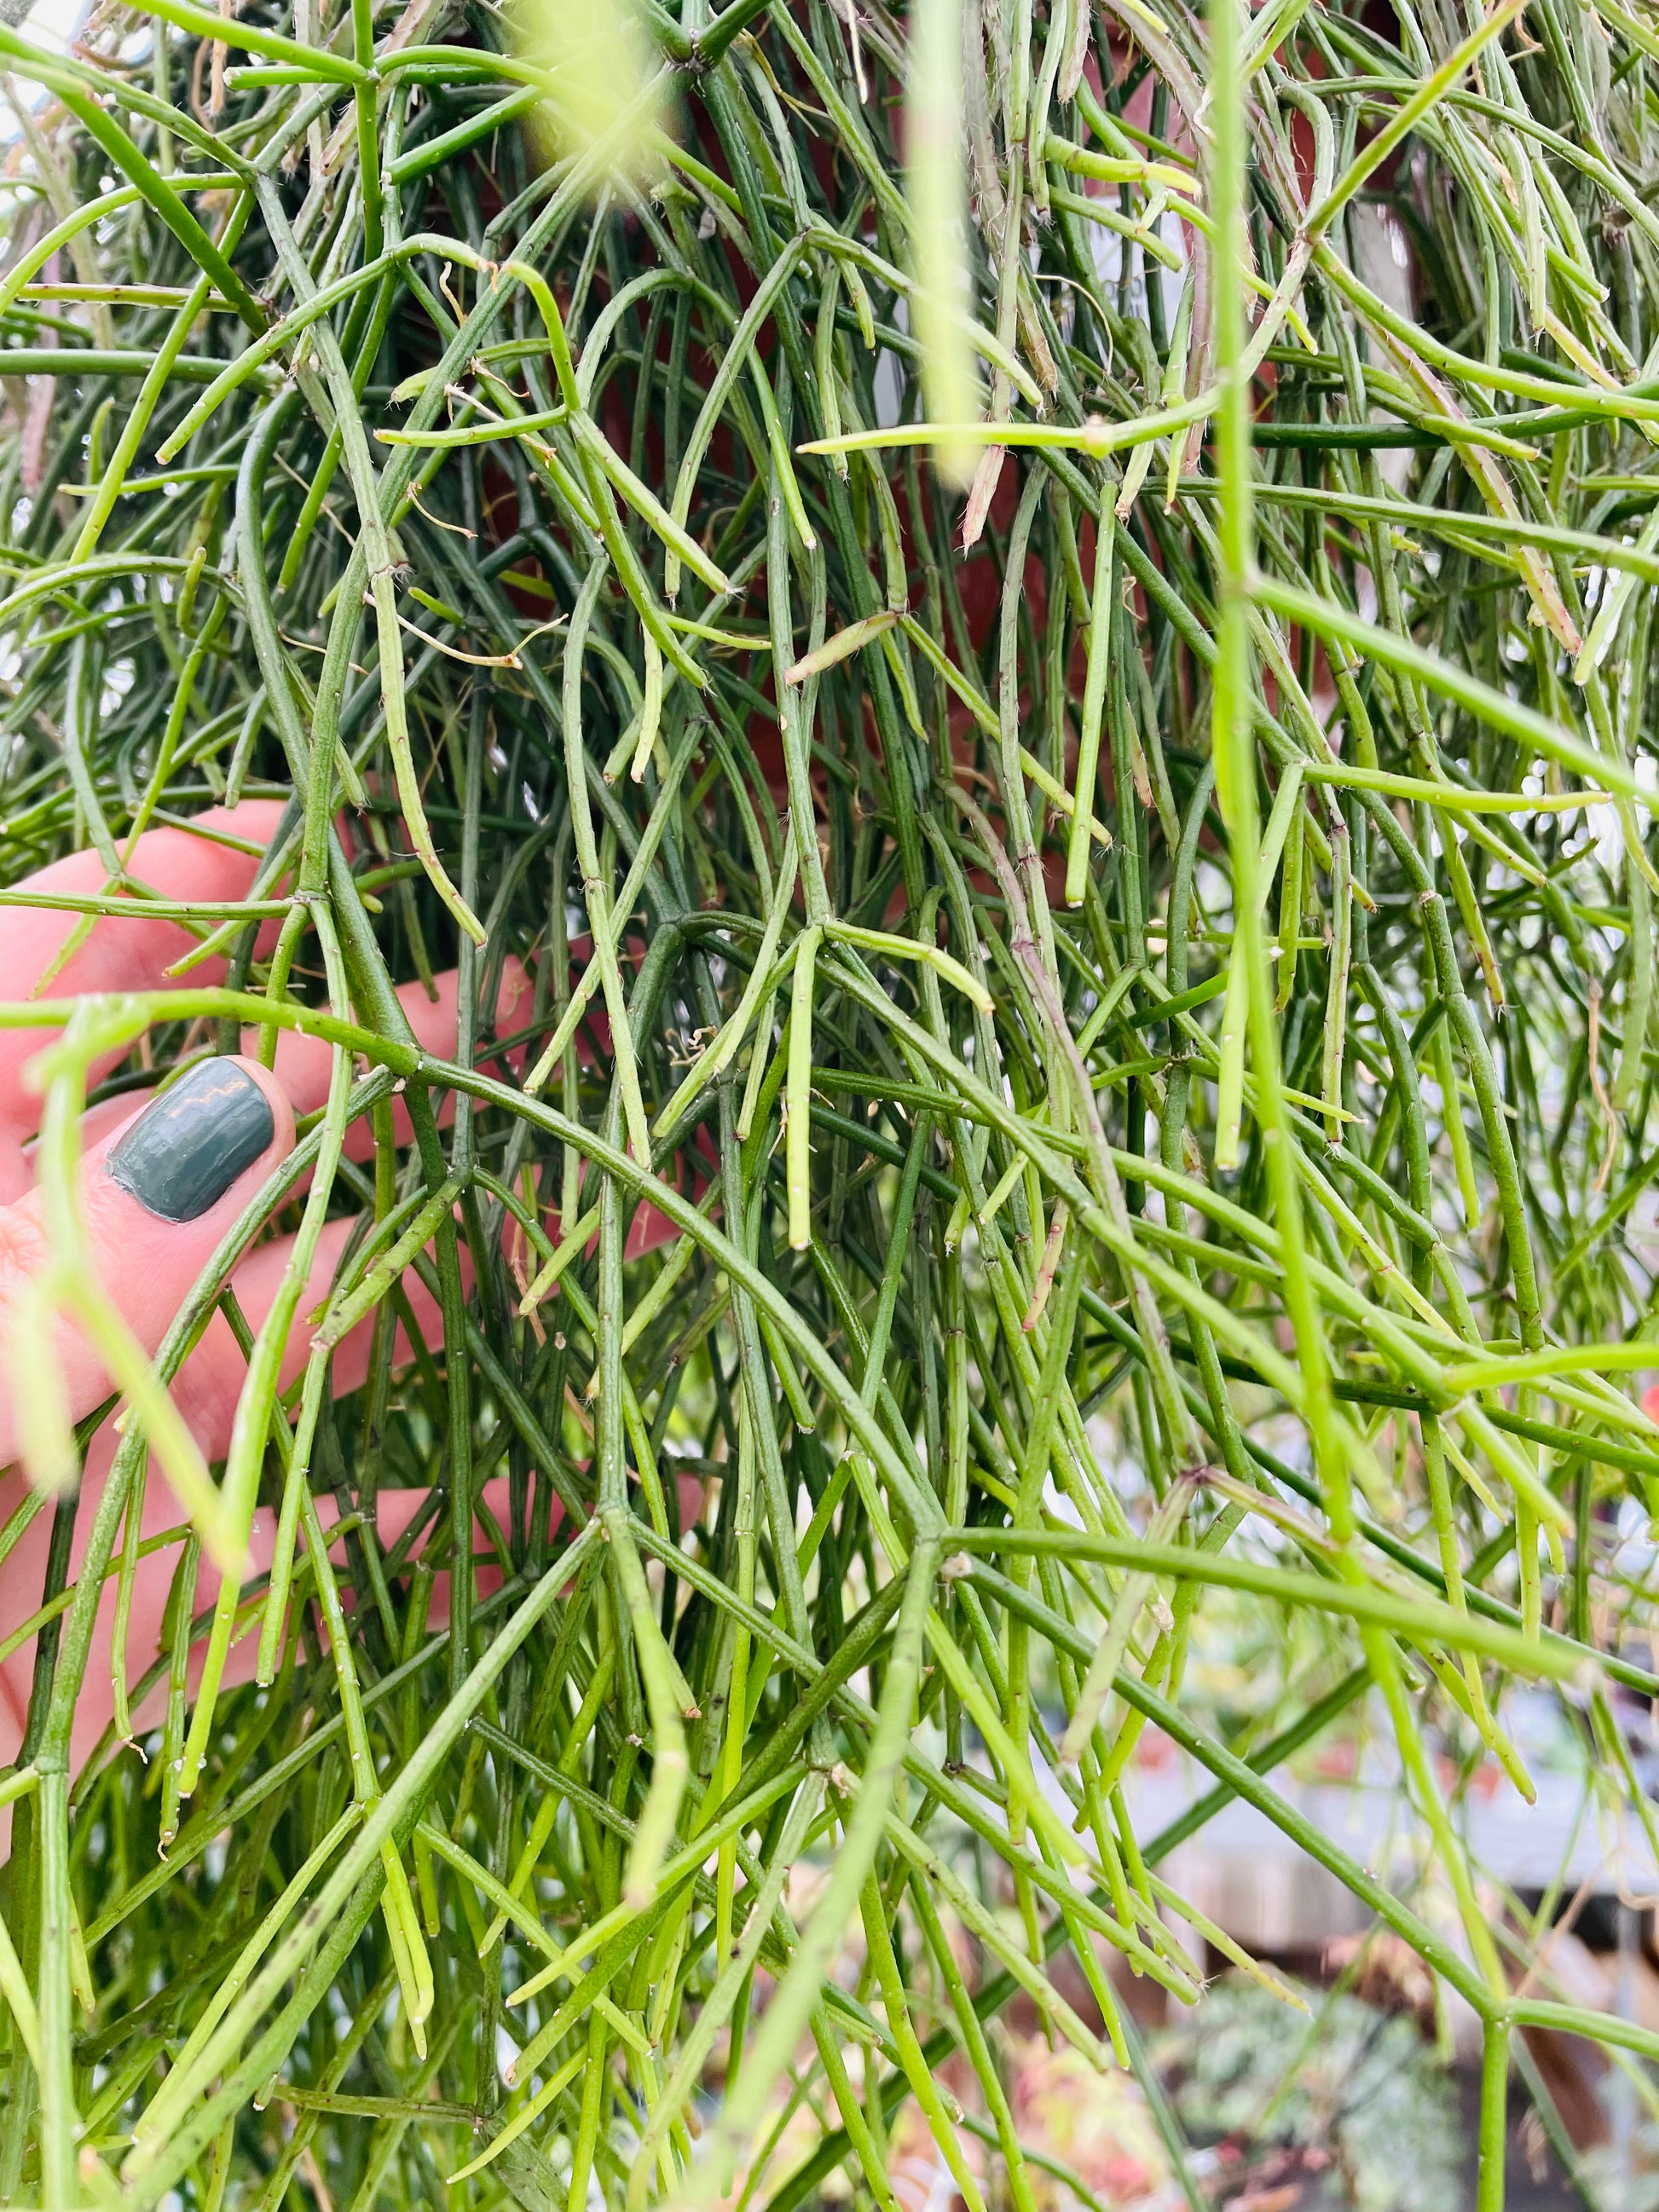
<box><xmin>0</xmin><ymin>0</ymin><xmax>1656</xmax><ymax>2206</ymax></box>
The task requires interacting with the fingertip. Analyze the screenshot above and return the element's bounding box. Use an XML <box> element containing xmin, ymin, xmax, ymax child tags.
<box><xmin>93</xmin><ymin>1054</ymin><xmax>295</xmax><ymax>1228</ymax></box>
<box><xmin>0</xmin><ymin>1056</ymin><xmax>301</xmax><ymax>1457</ymax></box>
<box><xmin>219</xmin><ymin>1054</ymin><xmax>298</xmax><ymax>1159</ymax></box>
<box><xmin>176</xmin><ymin>1054</ymin><xmax>298</xmax><ymax>1187</ymax></box>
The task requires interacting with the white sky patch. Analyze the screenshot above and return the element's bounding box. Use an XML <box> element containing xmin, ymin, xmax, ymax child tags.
<box><xmin>18</xmin><ymin>0</ymin><xmax>79</xmax><ymax>55</ymax></box>
<box><xmin>1584</xmin><ymin>749</ymin><xmax>1658</xmax><ymax>876</ymax></box>
<box><xmin>0</xmin><ymin>0</ymin><xmax>88</xmax><ymax>139</ymax></box>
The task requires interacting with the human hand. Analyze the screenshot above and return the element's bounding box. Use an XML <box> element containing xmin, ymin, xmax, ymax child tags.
<box><xmin>0</xmin><ymin>802</ymin><xmax>539</xmax><ymax>1779</ymax></box>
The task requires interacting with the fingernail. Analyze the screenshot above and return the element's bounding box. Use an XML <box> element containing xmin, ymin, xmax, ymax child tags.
<box><xmin>106</xmin><ymin>1060</ymin><xmax>275</xmax><ymax>1223</ymax></box>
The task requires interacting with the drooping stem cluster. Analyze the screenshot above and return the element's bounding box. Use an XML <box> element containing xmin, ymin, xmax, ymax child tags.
<box><xmin>2</xmin><ymin>0</ymin><xmax>1659</xmax><ymax>2205</ymax></box>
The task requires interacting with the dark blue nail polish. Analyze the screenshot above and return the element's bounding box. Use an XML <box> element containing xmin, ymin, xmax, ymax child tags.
<box><xmin>106</xmin><ymin>1060</ymin><xmax>275</xmax><ymax>1223</ymax></box>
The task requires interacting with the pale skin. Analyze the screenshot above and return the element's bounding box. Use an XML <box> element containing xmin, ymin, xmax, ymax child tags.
<box><xmin>0</xmin><ymin>803</ymin><xmax>692</xmax><ymax>1779</ymax></box>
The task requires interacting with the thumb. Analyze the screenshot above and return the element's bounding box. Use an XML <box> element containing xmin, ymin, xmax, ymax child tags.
<box><xmin>0</xmin><ymin>1055</ymin><xmax>294</xmax><ymax>1470</ymax></box>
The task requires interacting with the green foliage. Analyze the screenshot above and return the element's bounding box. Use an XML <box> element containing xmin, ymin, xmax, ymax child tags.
<box><xmin>0</xmin><ymin>0</ymin><xmax>1656</xmax><ymax>2204</ymax></box>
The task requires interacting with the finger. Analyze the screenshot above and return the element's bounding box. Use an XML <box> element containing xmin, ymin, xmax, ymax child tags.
<box><xmin>0</xmin><ymin>1201</ymin><xmax>481</xmax><ymax>1775</ymax></box>
<box><xmin>0</xmin><ymin>801</ymin><xmax>289</xmax><ymax>1180</ymax></box>
<box><xmin>0</xmin><ymin>1208</ymin><xmax>431</xmax><ymax>1768</ymax></box>
<box><xmin>0</xmin><ymin>1465</ymin><xmax>520</xmax><ymax>1782</ymax></box>
<box><xmin>0</xmin><ymin>1183</ymin><xmax>702</xmax><ymax>1778</ymax></box>
<box><xmin>12</xmin><ymin>1435</ymin><xmax>700</xmax><ymax>1784</ymax></box>
<box><xmin>142</xmin><ymin>1168</ymin><xmax>694</xmax><ymax>1461</ymax></box>
<box><xmin>0</xmin><ymin>1054</ymin><xmax>294</xmax><ymax>1466</ymax></box>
